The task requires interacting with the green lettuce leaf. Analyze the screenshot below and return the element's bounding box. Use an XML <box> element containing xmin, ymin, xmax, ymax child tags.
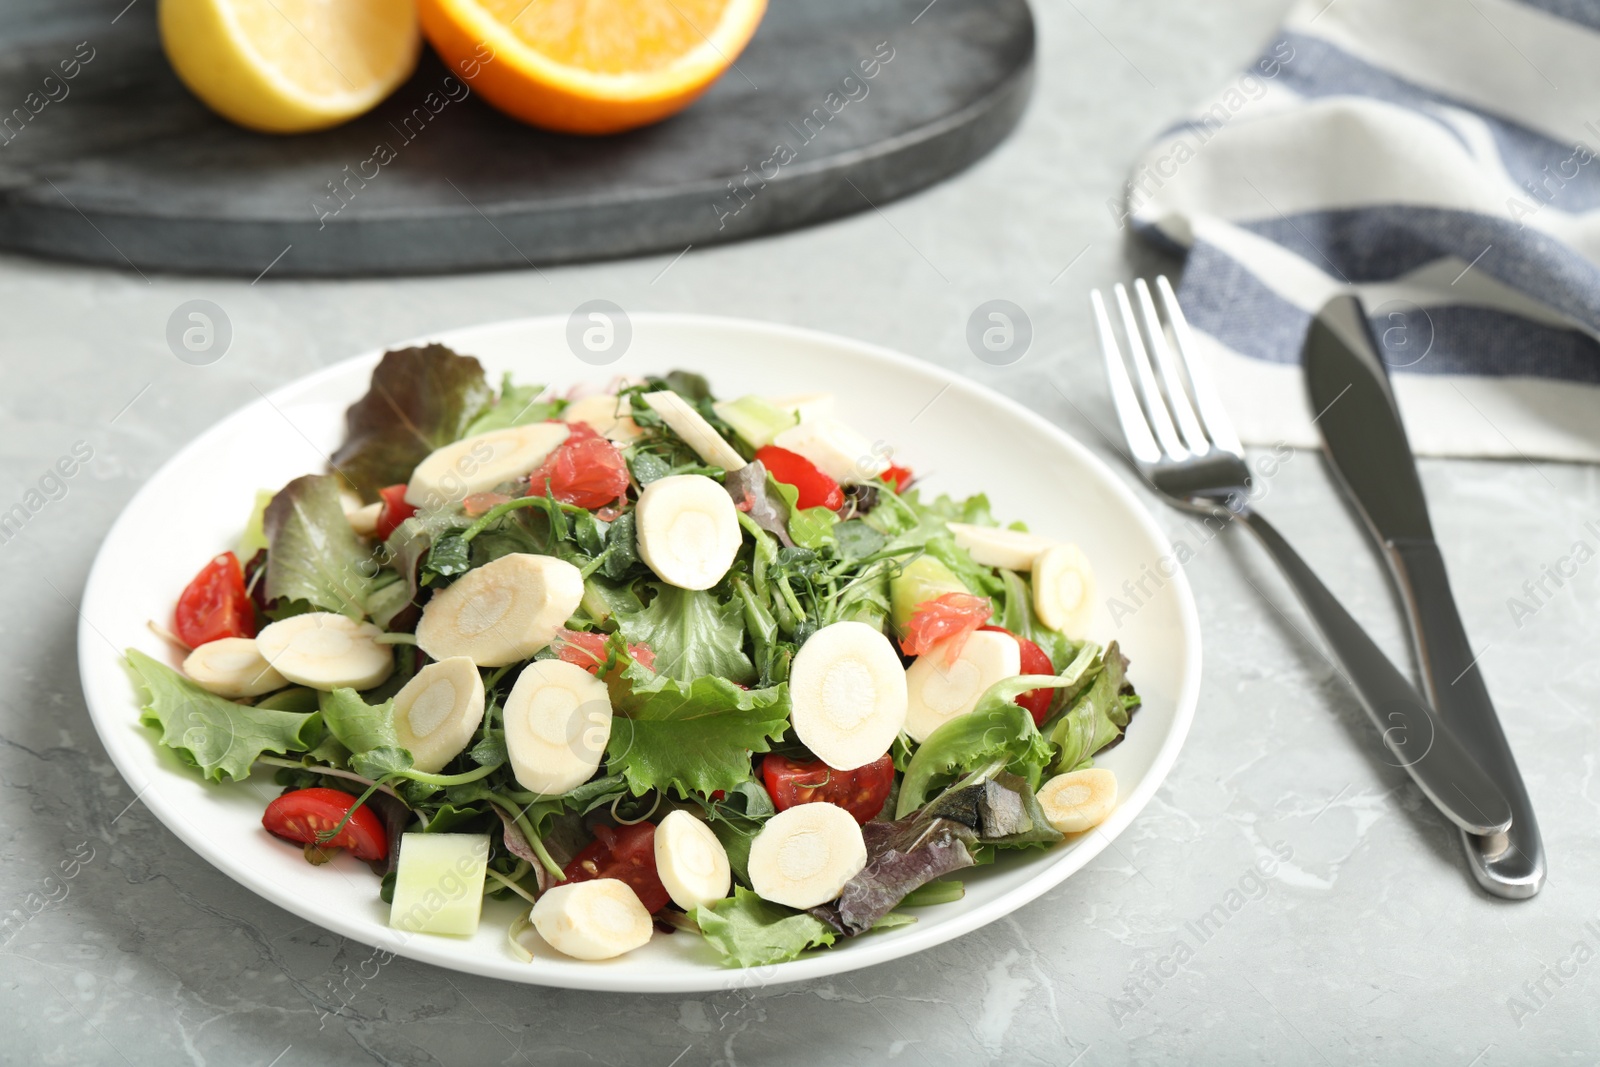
<box><xmin>318</xmin><ymin>688</ymin><xmax>397</xmax><ymax>754</ymax></box>
<box><xmin>614</xmin><ymin>584</ymin><xmax>755</xmax><ymax>685</ymax></box>
<box><xmin>868</xmin><ymin>488</ymin><xmax>994</xmax><ymax>543</ymax></box>
<box><xmin>770</xmin><ymin>477</ymin><xmax>837</xmax><ymax>550</ymax></box>
<box><xmin>692</xmin><ymin>887</ymin><xmax>836</xmax><ymax>967</ymax></box>
<box><xmin>608</xmin><ymin>674</ymin><xmax>788</xmax><ymax>797</ymax></box>
<box><xmin>464</xmin><ymin>373</ymin><xmax>560</xmax><ymax>435</ymax></box>
<box><xmin>329</xmin><ymin>344</ymin><xmax>496</xmax><ymax>501</ymax></box>
<box><xmin>254</xmin><ymin>687</ymin><xmax>320</xmax><ymax>713</ymax></box>
<box><xmin>127</xmin><ymin>650</ymin><xmax>320</xmax><ymax>782</ymax></box>
<box><xmin>239</xmin><ymin>488</ymin><xmax>274</xmax><ymax>558</ymax></box>
<box><xmin>262</xmin><ymin>474</ymin><xmax>379</xmax><ymax>616</ymax></box>
<box><xmin>367</xmin><ymin>517</ymin><xmax>433</xmax><ymax>630</ymax></box>
<box><xmin>1050</xmin><ymin>642</ymin><xmax>1138</xmax><ymax>771</ymax></box>
<box><xmin>895</xmin><ymin>679</ymin><xmax>1065</xmax><ymax>818</ymax></box>
<box><xmin>869</xmin><ymin>488</ymin><xmax>1002</xmax><ymax>598</ymax></box>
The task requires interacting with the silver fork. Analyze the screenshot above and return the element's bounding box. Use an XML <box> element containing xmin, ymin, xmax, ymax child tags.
<box><xmin>1093</xmin><ymin>276</ymin><xmax>1511</xmax><ymax>837</ymax></box>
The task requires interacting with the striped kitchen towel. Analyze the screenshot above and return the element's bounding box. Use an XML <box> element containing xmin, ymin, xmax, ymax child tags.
<box><xmin>1124</xmin><ymin>0</ymin><xmax>1600</xmax><ymax>462</ymax></box>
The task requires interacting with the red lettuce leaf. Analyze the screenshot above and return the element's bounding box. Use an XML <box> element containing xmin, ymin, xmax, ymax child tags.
<box><xmin>330</xmin><ymin>344</ymin><xmax>495</xmax><ymax>502</ymax></box>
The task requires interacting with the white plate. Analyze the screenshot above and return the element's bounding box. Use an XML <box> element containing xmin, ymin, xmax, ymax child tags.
<box><xmin>79</xmin><ymin>314</ymin><xmax>1200</xmax><ymax>993</ymax></box>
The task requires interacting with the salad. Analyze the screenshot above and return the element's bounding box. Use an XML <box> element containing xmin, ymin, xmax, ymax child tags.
<box><xmin>126</xmin><ymin>345</ymin><xmax>1140</xmax><ymax>968</ymax></box>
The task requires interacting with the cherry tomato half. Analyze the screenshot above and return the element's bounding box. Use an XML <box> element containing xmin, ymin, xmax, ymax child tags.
<box><xmin>527</xmin><ymin>421</ymin><xmax>630</xmax><ymax>510</ymax></box>
<box><xmin>562</xmin><ymin>822</ymin><xmax>671</xmax><ymax>912</ymax></box>
<box><xmin>981</xmin><ymin>625</ymin><xmax>1055</xmax><ymax>726</ymax></box>
<box><xmin>761</xmin><ymin>754</ymin><xmax>894</xmax><ymax>825</ymax></box>
<box><xmin>262</xmin><ymin>787</ymin><xmax>388</xmax><ymax>862</ymax></box>
<box><xmin>755</xmin><ymin>445</ymin><xmax>844</xmax><ymax>511</ymax></box>
<box><xmin>900</xmin><ymin>592</ymin><xmax>992</xmax><ymax>658</ymax></box>
<box><xmin>881</xmin><ymin>464</ymin><xmax>914</xmax><ymax>494</ymax></box>
<box><xmin>174</xmin><ymin>551</ymin><xmax>255</xmax><ymax>648</ymax></box>
<box><xmin>375</xmin><ymin>483</ymin><xmax>418</xmax><ymax>541</ymax></box>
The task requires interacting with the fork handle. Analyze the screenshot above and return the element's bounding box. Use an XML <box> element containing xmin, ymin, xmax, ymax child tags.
<box><xmin>1235</xmin><ymin>508</ymin><xmax>1513</xmax><ymax>836</ymax></box>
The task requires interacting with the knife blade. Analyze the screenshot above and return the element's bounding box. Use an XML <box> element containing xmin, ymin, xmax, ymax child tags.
<box><xmin>1305</xmin><ymin>295</ymin><xmax>1545</xmax><ymax>899</ymax></box>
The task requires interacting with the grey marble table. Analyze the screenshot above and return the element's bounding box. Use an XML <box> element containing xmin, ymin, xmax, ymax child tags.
<box><xmin>4</xmin><ymin>1</ymin><xmax>1598</xmax><ymax>1064</ymax></box>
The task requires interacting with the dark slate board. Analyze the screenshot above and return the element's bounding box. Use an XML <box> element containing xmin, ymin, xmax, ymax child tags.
<box><xmin>0</xmin><ymin>0</ymin><xmax>1033</xmax><ymax>277</ymax></box>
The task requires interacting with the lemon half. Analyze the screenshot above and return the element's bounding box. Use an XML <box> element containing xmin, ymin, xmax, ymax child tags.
<box><xmin>160</xmin><ymin>0</ymin><xmax>420</xmax><ymax>133</ymax></box>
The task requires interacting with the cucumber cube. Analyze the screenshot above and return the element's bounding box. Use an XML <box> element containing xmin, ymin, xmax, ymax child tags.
<box><xmin>389</xmin><ymin>833</ymin><xmax>490</xmax><ymax>937</ymax></box>
<box><xmin>712</xmin><ymin>396</ymin><xmax>797</xmax><ymax>450</ymax></box>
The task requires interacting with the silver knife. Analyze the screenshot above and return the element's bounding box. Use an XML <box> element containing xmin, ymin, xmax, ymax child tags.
<box><xmin>1305</xmin><ymin>295</ymin><xmax>1545</xmax><ymax>899</ymax></box>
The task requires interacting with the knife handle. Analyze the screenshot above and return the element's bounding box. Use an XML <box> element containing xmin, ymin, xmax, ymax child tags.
<box><xmin>1387</xmin><ymin>539</ymin><xmax>1546</xmax><ymax>898</ymax></box>
<box><xmin>1237</xmin><ymin>510</ymin><xmax>1512</xmax><ymax>836</ymax></box>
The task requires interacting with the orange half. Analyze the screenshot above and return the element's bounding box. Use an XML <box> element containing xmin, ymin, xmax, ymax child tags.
<box><xmin>419</xmin><ymin>0</ymin><xmax>767</xmax><ymax>135</ymax></box>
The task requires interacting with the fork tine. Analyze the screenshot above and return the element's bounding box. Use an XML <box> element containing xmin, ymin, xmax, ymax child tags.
<box><xmin>1114</xmin><ymin>283</ymin><xmax>1189</xmax><ymax>460</ymax></box>
<box><xmin>1092</xmin><ymin>289</ymin><xmax>1162</xmax><ymax>465</ymax></box>
<box><xmin>1134</xmin><ymin>278</ymin><xmax>1209</xmax><ymax>455</ymax></box>
<box><xmin>1156</xmin><ymin>275</ymin><xmax>1243</xmax><ymax>456</ymax></box>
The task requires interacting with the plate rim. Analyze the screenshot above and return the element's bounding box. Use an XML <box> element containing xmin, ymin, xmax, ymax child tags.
<box><xmin>78</xmin><ymin>311</ymin><xmax>1201</xmax><ymax>992</ymax></box>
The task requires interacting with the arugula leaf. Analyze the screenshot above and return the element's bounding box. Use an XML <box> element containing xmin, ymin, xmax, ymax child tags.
<box><xmin>262</xmin><ymin>474</ymin><xmax>379</xmax><ymax>616</ymax></box>
<box><xmin>127</xmin><ymin>650</ymin><xmax>320</xmax><ymax>782</ymax></box>
<box><xmin>627</xmin><ymin>450</ymin><xmax>673</xmax><ymax>486</ymax></box>
<box><xmin>350</xmin><ymin>745</ymin><xmax>414</xmax><ymax>780</ymax></box>
<box><xmin>692</xmin><ymin>888</ymin><xmax>836</xmax><ymax>967</ymax></box>
<box><xmin>329</xmin><ymin>344</ymin><xmax>496</xmax><ymax>501</ymax></box>
<box><xmin>615</xmin><ymin>584</ymin><xmax>755</xmax><ymax>685</ymax></box>
<box><xmin>607</xmin><ymin>673</ymin><xmax>788</xmax><ymax>797</ymax></box>
<box><xmin>701</xmin><ymin>780</ymin><xmax>775</xmax><ymax>885</ymax></box>
<box><xmin>464</xmin><ymin>373</ymin><xmax>560</xmax><ymax>435</ymax></box>
<box><xmin>422</xmin><ymin>529</ymin><xmax>472</xmax><ymax>580</ymax></box>
<box><xmin>834</xmin><ymin>520</ymin><xmax>886</xmax><ymax>561</ymax></box>
<box><xmin>421</xmin><ymin>506</ymin><xmax>551</xmax><ymax>585</ymax></box>
<box><xmin>599</xmin><ymin>512</ymin><xmax>641</xmax><ymax>580</ymax></box>
<box><xmin>659</xmin><ymin>370</ymin><xmax>714</xmax><ymax>402</ymax></box>
<box><xmin>468</xmin><ymin>734</ymin><xmax>508</xmax><ymax>768</ymax></box>
<box><xmin>581</xmin><ymin>575</ymin><xmax>644</xmax><ymax>622</ymax></box>
<box><xmin>318</xmin><ymin>688</ymin><xmax>397</xmax><ymax>754</ymax></box>
<box><xmin>1050</xmin><ymin>642</ymin><xmax>1138</xmax><ymax>771</ymax></box>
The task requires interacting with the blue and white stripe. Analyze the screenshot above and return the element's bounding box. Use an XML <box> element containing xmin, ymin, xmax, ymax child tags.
<box><xmin>1127</xmin><ymin>0</ymin><xmax>1600</xmax><ymax>461</ymax></box>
